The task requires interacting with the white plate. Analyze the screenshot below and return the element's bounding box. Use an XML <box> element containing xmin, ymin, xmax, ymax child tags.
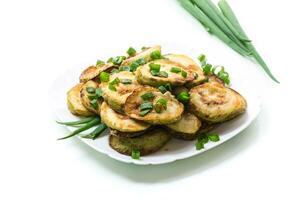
<box><xmin>49</xmin><ymin>43</ymin><xmax>261</xmax><ymax>165</ymax></box>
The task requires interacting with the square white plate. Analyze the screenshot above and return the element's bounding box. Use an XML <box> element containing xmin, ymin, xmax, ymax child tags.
<box><xmin>49</xmin><ymin>43</ymin><xmax>261</xmax><ymax>165</ymax></box>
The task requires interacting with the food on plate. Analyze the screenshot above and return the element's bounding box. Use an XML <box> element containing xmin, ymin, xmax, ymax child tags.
<box><xmin>67</xmin><ymin>83</ymin><xmax>94</xmax><ymax>116</ymax></box>
<box><xmin>109</xmin><ymin>128</ymin><xmax>171</xmax><ymax>156</ymax></box>
<box><xmin>189</xmin><ymin>82</ymin><xmax>247</xmax><ymax>123</ymax></box>
<box><xmin>124</xmin><ymin>86</ymin><xmax>184</xmax><ymax>124</ymax></box>
<box><xmin>100</xmin><ymin>101</ymin><xmax>151</xmax><ymax>133</ymax></box>
<box><xmin>136</xmin><ymin>59</ymin><xmax>194</xmax><ymax>86</ymax></box>
<box><xmin>100</xmin><ymin>71</ymin><xmax>140</xmax><ymax>113</ymax></box>
<box><xmin>80</xmin><ymin>80</ymin><xmax>102</xmax><ymax>114</ymax></box>
<box><xmin>166</xmin><ymin>112</ymin><xmax>201</xmax><ymax>140</ymax></box>
<box><xmin>58</xmin><ymin>45</ymin><xmax>247</xmax><ymax>159</ymax></box>
<box><xmin>79</xmin><ymin>63</ymin><xmax>115</xmax><ymax>83</ymax></box>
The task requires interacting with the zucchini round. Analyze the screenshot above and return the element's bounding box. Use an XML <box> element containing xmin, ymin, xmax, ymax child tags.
<box><xmin>189</xmin><ymin>82</ymin><xmax>247</xmax><ymax>123</ymax></box>
<box><xmin>67</xmin><ymin>83</ymin><xmax>94</xmax><ymax>116</ymax></box>
<box><xmin>136</xmin><ymin>59</ymin><xmax>194</xmax><ymax>87</ymax></box>
<box><xmin>80</xmin><ymin>80</ymin><xmax>102</xmax><ymax>114</ymax></box>
<box><xmin>165</xmin><ymin>112</ymin><xmax>201</xmax><ymax>140</ymax></box>
<box><xmin>109</xmin><ymin>128</ymin><xmax>171</xmax><ymax>156</ymax></box>
<box><xmin>100</xmin><ymin>71</ymin><xmax>141</xmax><ymax>113</ymax></box>
<box><xmin>79</xmin><ymin>63</ymin><xmax>115</xmax><ymax>83</ymax></box>
<box><xmin>124</xmin><ymin>86</ymin><xmax>184</xmax><ymax>124</ymax></box>
<box><xmin>164</xmin><ymin>54</ymin><xmax>206</xmax><ymax>87</ymax></box>
<box><xmin>100</xmin><ymin>102</ymin><xmax>151</xmax><ymax>133</ymax></box>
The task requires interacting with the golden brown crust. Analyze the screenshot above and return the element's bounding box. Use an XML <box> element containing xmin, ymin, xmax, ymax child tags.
<box><xmin>189</xmin><ymin>82</ymin><xmax>247</xmax><ymax>123</ymax></box>
<box><xmin>100</xmin><ymin>102</ymin><xmax>151</xmax><ymax>132</ymax></box>
<box><xmin>67</xmin><ymin>83</ymin><xmax>94</xmax><ymax>116</ymax></box>
<box><xmin>124</xmin><ymin>86</ymin><xmax>184</xmax><ymax>124</ymax></box>
<box><xmin>79</xmin><ymin>64</ymin><xmax>115</xmax><ymax>83</ymax></box>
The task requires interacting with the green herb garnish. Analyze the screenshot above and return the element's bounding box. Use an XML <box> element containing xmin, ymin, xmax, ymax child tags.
<box><xmin>112</xmin><ymin>56</ymin><xmax>126</xmax><ymax>66</ymax></box>
<box><xmin>131</xmin><ymin>149</ymin><xmax>140</xmax><ymax>159</ymax></box>
<box><xmin>90</xmin><ymin>99</ymin><xmax>99</xmax><ymax>110</ymax></box>
<box><xmin>195</xmin><ymin>141</ymin><xmax>204</xmax><ymax>150</ymax></box>
<box><xmin>208</xmin><ymin>133</ymin><xmax>220</xmax><ymax>142</ymax></box>
<box><xmin>86</xmin><ymin>87</ymin><xmax>95</xmax><ymax>94</ymax></box>
<box><xmin>181</xmin><ymin>70</ymin><xmax>187</xmax><ymax>78</ymax></box>
<box><xmin>108</xmin><ymin>84</ymin><xmax>116</xmax><ymax>91</ymax></box>
<box><xmin>100</xmin><ymin>72</ymin><xmax>110</xmax><ymax>82</ymax></box>
<box><xmin>158</xmin><ymin>85</ymin><xmax>167</xmax><ymax>93</ymax></box>
<box><xmin>177</xmin><ymin>91</ymin><xmax>190</xmax><ymax>103</ymax></box>
<box><xmin>198</xmin><ymin>54</ymin><xmax>206</xmax><ymax>66</ymax></box>
<box><xmin>130</xmin><ymin>58</ymin><xmax>146</xmax><ymax>72</ymax></box>
<box><xmin>141</xmin><ymin>92</ymin><xmax>155</xmax><ymax>101</ymax></box>
<box><xmin>150</xmin><ymin>50</ymin><xmax>162</xmax><ymax>60</ymax></box>
<box><xmin>127</xmin><ymin>47</ymin><xmax>136</xmax><ymax>56</ymax></box>
<box><xmin>202</xmin><ymin>63</ymin><xmax>213</xmax><ymax>75</ymax></box>
<box><xmin>96</xmin><ymin>59</ymin><xmax>105</xmax><ymax>66</ymax></box>
<box><xmin>56</xmin><ymin>116</ymin><xmax>96</xmax><ymax>126</ymax></box>
<box><xmin>149</xmin><ymin>63</ymin><xmax>161</xmax><ymax>72</ymax></box>
<box><xmin>139</xmin><ymin>109</ymin><xmax>151</xmax><ymax>117</ymax></box>
<box><xmin>154</xmin><ymin>98</ymin><xmax>167</xmax><ymax>113</ymax></box>
<box><xmin>95</xmin><ymin>88</ymin><xmax>102</xmax><ymax>98</ymax></box>
<box><xmin>139</xmin><ymin>102</ymin><xmax>153</xmax><ymax>111</ymax></box>
<box><xmin>170</xmin><ymin>67</ymin><xmax>181</xmax><ymax>73</ymax></box>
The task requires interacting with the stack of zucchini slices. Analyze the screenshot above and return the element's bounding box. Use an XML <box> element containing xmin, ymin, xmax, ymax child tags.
<box><xmin>66</xmin><ymin>45</ymin><xmax>247</xmax><ymax>157</ymax></box>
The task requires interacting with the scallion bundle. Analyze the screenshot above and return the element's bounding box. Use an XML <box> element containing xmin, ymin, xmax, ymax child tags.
<box><xmin>178</xmin><ymin>0</ymin><xmax>279</xmax><ymax>83</ymax></box>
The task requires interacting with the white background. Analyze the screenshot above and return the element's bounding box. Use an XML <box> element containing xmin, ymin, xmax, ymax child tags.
<box><xmin>0</xmin><ymin>0</ymin><xmax>299</xmax><ymax>199</ymax></box>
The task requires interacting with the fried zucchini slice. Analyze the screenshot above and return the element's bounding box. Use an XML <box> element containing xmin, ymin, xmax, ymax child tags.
<box><xmin>197</xmin><ymin>121</ymin><xmax>217</xmax><ymax>134</ymax></box>
<box><xmin>100</xmin><ymin>102</ymin><xmax>151</xmax><ymax>134</ymax></box>
<box><xmin>109</xmin><ymin>129</ymin><xmax>147</xmax><ymax>138</ymax></box>
<box><xmin>109</xmin><ymin>128</ymin><xmax>171</xmax><ymax>156</ymax></box>
<box><xmin>121</xmin><ymin>45</ymin><xmax>161</xmax><ymax>66</ymax></box>
<box><xmin>67</xmin><ymin>83</ymin><xmax>94</xmax><ymax>116</ymax></box>
<box><xmin>164</xmin><ymin>54</ymin><xmax>206</xmax><ymax>87</ymax></box>
<box><xmin>100</xmin><ymin>71</ymin><xmax>141</xmax><ymax>113</ymax></box>
<box><xmin>124</xmin><ymin>86</ymin><xmax>184</xmax><ymax>124</ymax></box>
<box><xmin>80</xmin><ymin>80</ymin><xmax>102</xmax><ymax>114</ymax></box>
<box><xmin>79</xmin><ymin>63</ymin><xmax>115</xmax><ymax>83</ymax></box>
<box><xmin>136</xmin><ymin>59</ymin><xmax>194</xmax><ymax>87</ymax></box>
<box><xmin>165</xmin><ymin>112</ymin><xmax>201</xmax><ymax>140</ymax></box>
<box><xmin>189</xmin><ymin>82</ymin><xmax>247</xmax><ymax>123</ymax></box>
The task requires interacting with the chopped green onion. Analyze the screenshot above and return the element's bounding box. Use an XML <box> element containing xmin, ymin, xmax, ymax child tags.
<box><xmin>100</xmin><ymin>72</ymin><xmax>110</xmax><ymax>82</ymax></box>
<box><xmin>181</xmin><ymin>70</ymin><xmax>187</xmax><ymax>78</ymax></box>
<box><xmin>154</xmin><ymin>98</ymin><xmax>167</xmax><ymax>113</ymax></box>
<box><xmin>149</xmin><ymin>63</ymin><xmax>161</xmax><ymax>72</ymax></box>
<box><xmin>127</xmin><ymin>47</ymin><xmax>136</xmax><ymax>56</ymax></box>
<box><xmin>158</xmin><ymin>85</ymin><xmax>167</xmax><ymax>93</ymax></box>
<box><xmin>202</xmin><ymin>63</ymin><xmax>213</xmax><ymax>75</ymax></box>
<box><xmin>119</xmin><ymin>66</ymin><xmax>130</xmax><ymax>71</ymax></box>
<box><xmin>177</xmin><ymin>91</ymin><xmax>190</xmax><ymax>103</ymax></box>
<box><xmin>150</xmin><ymin>50</ymin><xmax>162</xmax><ymax>60</ymax></box>
<box><xmin>90</xmin><ymin>99</ymin><xmax>99</xmax><ymax>110</ymax></box>
<box><xmin>158</xmin><ymin>71</ymin><xmax>168</xmax><ymax>78</ymax></box>
<box><xmin>112</xmin><ymin>56</ymin><xmax>126</xmax><ymax>66</ymax></box>
<box><xmin>110</xmin><ymin>77</ymin><xmax>120</xmax><ymax>85</ymax></box>
<box><xmin>195</xmin><ymin>141</ymin><xmax>204</xmax><ymax>150</ymax></box>
<box><xmin>86</xmin><ymin>87</ymin><xmax>95</xmax><ymax>94</ymax></box>
<box><xmin>96</xmin><ymin>59</ymin><xmax>105</xmax><ymax>66</ymax></box>
<box><xmin>198</xmin><ymin>134</ymin><xmax>209</xmax><ymax>144</ymax></box>
<box><xmin>131</xmin><ymin>149</ymin><xmax>140</xmax><ymax>159</ymax></box>
<box><xmin>88</xmin><ymin>93</ymin><xmax>98</xmax><ymax>100</ymax></box>
<box><xmin>108</xmin><ymin>83</ymin><xmax>117</xmax><ymax>91</ymax></box>
<box><xmin>198</xmin><ymin>54</ymin><xmax>206</xmax><ymax>66</ymax></box>
<box><xmin>141</xmin><ymin>92</ymin><xmax>155</xmax><ymax>101</ymax></box>
<box><xmin>130</xmin><ymin>58</ymin><xmax>146</xmax><ymax>72</ymax></box>
<box><xmin>139</xmin><ymin>109</ymin><xmax>151</xmax><ymax>117</ymax></box>
<box><xmin>107</xmin><ymin>57</ymin><xmax>113</xmax><ymax>63</ymax></box>
<box><xmin>170</xmin><ymin>67</ymin><xmax>181</xmax><ymax>73</ymax></box>
<box><xmin>151</xmin><ymin>70</ymin><xmax>159</xmax><ymax>76</ymax></box>
<box><xmin>95</xmin><ymin>88</ymin><xmax>102</xmax><ymax>98</ymax></box>
<box><xmin>120</xmin><ymin>79</ymin><xmax>132</xmax><ymax>84</ymax></box>
<box><xmin>81</xmin><ymin>123</ymin><xmax>107</xmax><ymax>140</ymax></box>
<box><xmin>208</xmin><ymin>133</ymin><xmax>220</xmax><ymax>142</ymax></box>
<box><xmin>139</xmin><ymin>102</ymin><xmax>153</xmax><ymax>111</ymax></box>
